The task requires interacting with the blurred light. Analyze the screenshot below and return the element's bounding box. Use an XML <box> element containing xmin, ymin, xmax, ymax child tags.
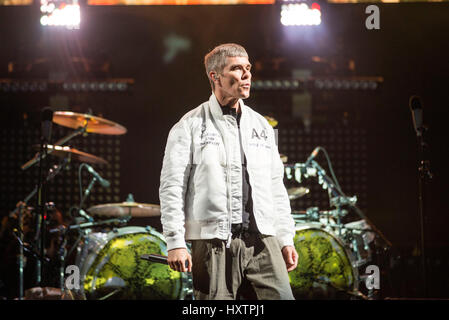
<box><xmin>280</xmin><ymin>3</ymin><xmax>322</xmax><ymax>26</ymax></box>
<box><xmin>40</xmin><ymin>0</ymin><xmax>80</xmax><ymax>30</ymax></box>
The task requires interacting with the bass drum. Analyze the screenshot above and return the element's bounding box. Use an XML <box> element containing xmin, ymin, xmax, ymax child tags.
<box><xmin>289</xmin><ymin>223</ymin><xmax>359</xmax><ymax>299</ymax></box>
<box><xmin>75</xmin><ymin>226</ymin><xmax>192</xmax><ymax>300</ymax></box>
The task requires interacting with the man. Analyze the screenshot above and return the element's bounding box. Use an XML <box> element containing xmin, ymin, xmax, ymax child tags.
<box><xmin>159</xmin><ymin>43</ymin><xmax>298</xmax><ymax>300</ymax></box>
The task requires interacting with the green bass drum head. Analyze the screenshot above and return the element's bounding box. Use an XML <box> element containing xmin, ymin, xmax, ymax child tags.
<box><xmin>83</xmin><ymin>229</ymin><xmax>182</xmax><ymax>300</ymax></box>
<box><xmin>289</xmin><ymin>227</ymin><xmax>357</xmax><ymax>299</ymax></box>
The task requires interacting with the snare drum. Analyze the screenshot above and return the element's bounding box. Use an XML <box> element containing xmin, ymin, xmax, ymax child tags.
<box><xmin>75</xmin><ymin>226</ymin><xmax>192</xmax><ymax>300</ymax></box>
<box><xmin>289</xmin><ymin>223</ymin><xmax>359</xmax><ymax>299</ymax></box>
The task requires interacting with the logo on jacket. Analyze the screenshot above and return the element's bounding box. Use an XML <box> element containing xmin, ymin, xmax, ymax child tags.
<box><xmin>252</xmin><ymin>128</ymin><xmax>268</xmax><ymax>141</ymax></box>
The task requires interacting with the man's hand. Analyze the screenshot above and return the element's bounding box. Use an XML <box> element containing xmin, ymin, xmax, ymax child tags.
<box><xmin>281</xmin><ymin>245</ymin><xmax>298</xmax><ymax>272</ymax></box>
<box><xmin>167</xmin><ymin>248</ymin><xmax>192</xmax><ymax>272</ymax></box>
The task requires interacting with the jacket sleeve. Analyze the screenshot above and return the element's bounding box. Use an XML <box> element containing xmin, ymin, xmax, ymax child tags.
<box><xmin>269</xmin><ymin>126</ymin><xmax>296</xmax><ymax>248</ymax></box>
<box><xmin>159</xmin><ymin>118</ymin><xmax>192</xmax><ymax>251</ymax></box>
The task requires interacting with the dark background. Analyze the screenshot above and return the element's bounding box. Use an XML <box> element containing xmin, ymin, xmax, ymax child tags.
<box><xmin>1</xmin><ymin>3</ymin><xmax>448</xmax><ymax>299</ymax></box>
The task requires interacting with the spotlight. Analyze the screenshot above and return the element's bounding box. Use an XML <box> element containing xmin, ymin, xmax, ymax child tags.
<box><xmin>40</xmin><ymin>0</ymin><xmax>80</xmax><ymax>30</ymax></box>
<box><xmin>280</xmin><ymin>1</ymin><xmax>322</xmax><ymax>27</ymax></box>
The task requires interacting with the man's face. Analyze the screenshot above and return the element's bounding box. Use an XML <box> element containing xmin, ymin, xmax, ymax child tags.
<box><xmin>215</xmin><ymin>56</ymin><xmax>252</xmax><ymax>100</ymax></box>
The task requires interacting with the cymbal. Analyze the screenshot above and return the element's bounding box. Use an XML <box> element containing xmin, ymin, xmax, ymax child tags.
<box><xmin>287</xmin><ymin>187</ymin><xmax>310</xmax><ymax>200</ymax></box>
<box><xmin>32</xmin><ymin>144</ymin><xmax>108</xmax><ymax>165</ymax></box>
<box><xmin>88</xmin><ymin>202</ymin><xmax>161</xmax><ymax>218</ymax></box>
<box><xmin>53</xmin><ymin>111</ymin><xmax>127</xmax><ymax>135</ymax></box>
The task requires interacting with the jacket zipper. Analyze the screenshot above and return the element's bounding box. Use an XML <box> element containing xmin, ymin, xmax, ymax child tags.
<box><xmin>224</xmin><ymin>120</ymin><xmax>234</xmax><ymax>248</ymax></box>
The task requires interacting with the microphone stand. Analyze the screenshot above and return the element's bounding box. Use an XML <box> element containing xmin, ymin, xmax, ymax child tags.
<box><xmin>77</xmin><ymin>173</ymin><xmax>97</xmax><ymax>222</ymax></box>
<box><xmin>415</xmin><ymin>128</ymin><xmax>432</xmax><ymax>298</ymax></box>
<box><xmin>34</xmin><ymin>132</ymin><xmax>49</xmax><ymax>287</ymax></box>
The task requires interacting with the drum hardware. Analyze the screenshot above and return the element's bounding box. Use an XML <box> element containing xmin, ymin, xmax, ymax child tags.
<box><xmin>330</xmin><ymin>195</ymin><xmax>357</xmax><ymax>208</ymax></box>
<box><xmin>48</xmin><ymin>216</ymin><xmax>130</xmax><ymax>234</ymax></box>
<box><xmin>284</xmin><ymin>162</ymin><xmax>318</xmax><ymax>184</ymax></box>
<box><xmin>307</xmin><ymin>159</ymin><xmax>391</xmax><ymax>247</ymax></box>
<box><xmin>287</xmin><ymin>187</ymin><xmax>310</xmax><ymax>200</ymax></box>
<box><xmin>11</xmin><ymin>228</ymin><xmax>51</xmax><ymax>264</ymax></box>
<box><xmin>292</xmin><ymin>207</ymin><xmax>320</xmax><ymax>222</ymax></box>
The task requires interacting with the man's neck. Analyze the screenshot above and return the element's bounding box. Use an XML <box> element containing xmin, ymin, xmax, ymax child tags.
<box><xmin>215</xmin><ymin>92</ymin><xmax>240</xmax><ymax>112</ymax></box>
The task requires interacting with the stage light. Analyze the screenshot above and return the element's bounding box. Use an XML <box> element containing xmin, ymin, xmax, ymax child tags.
<box><xmin>280</xmin><ymin>2</ymin><xmax>322</xmax><ymax>27</ymax></box>
<box><xmin>40</xmin><ymin>0</ymin><xmax>80</xmax><ymax>30</ymax></box>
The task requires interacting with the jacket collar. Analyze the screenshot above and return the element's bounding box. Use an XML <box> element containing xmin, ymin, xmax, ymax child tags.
<box><xmin>209</xmin><ymin>93</ymin><xmax>246</xmax><ymax>120</ymax></box>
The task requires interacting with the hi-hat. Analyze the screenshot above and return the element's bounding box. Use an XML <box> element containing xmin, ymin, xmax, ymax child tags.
<box><xmin>287</xmin><ymin>187</ymin><xmax>310</xmax><ymax>200</ymax></box>
<box><xmin>53</xmin><ymin>111</ymin><xmax>127</xmax><ymax>135</ymax></box>
<box><xmin>31</xmin><ymin>144</ymin><xmax>108</xmax><ymax>165</ymax></box>
<box><xmin>88</xmin><ymin>202</ymin><xmax>161</xmax><ymax>218</ymax></box>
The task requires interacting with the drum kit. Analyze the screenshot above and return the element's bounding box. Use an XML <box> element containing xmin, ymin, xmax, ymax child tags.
<box><xmin>283</xmin><ymin>156</ymin><xmax>391</xmax><ymax>300</ymax></box>
<box><xmin>4</xmin><ymin>112</ymin><xmax>391</xmax><ymax>300</ymax></box>
<box><xmin>7</xmin><ymin>110</ymin><xmax>193</xmax><ymax>300</ymax></box>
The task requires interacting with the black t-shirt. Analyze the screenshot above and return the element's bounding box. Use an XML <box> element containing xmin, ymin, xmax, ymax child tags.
<box><xmin>221</xmin><ymin>106</ymin><xmax>258</xmax><ymax>232</ymax></box>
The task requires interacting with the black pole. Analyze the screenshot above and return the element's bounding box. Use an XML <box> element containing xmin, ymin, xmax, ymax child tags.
<box><xmin>409</xmin><ymin>95</ymin><xmax>432</xmax><ymax>298</ymax></box>
<box><xmin>416</xmin><ymin>134</ymin><xmax>432</xmax><ymax>298</ymax></box>
<box><xmin>35</xmin><ymin>107</ymin><xmax>53</xmax><ymax>286</ymax></box>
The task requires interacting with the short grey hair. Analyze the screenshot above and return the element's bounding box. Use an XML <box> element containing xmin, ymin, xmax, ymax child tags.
<box><xmin>204</xmin><ymin>43</ymin><xmax>249</xmax><ymax>90</ymax></box>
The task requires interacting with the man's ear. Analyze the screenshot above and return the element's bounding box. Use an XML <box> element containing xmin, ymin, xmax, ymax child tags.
<box><xmin>209</xmin><ymin>72</ymin><xmax>221</xmax><ymax>88</ymax></box>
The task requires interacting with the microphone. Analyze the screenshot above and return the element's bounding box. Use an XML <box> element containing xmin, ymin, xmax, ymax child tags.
<box><xmin>141</xmin><ymin>254</ymin><xmax>168</xmax><ymax>265</ymax></box>
<box><xmin>409</xmin><ymin>95</ymin><xmax>424</xmax><ymax>137</ymax></box>
<box><xmin>85</xmin><ymin>164</ymin><xmax>110</xmax><ymax>188</ymax></box>
<box><xmin>140</xmin><ymin>253</ymin><xmax>189</xmax><ymax>268</ymax></box>
<box><xmin>41</xmin><ymin>107</ymin><xmax>54</xmax><ymax>143</ymax></box>
<box><xmin>304</xmin><ymin>147</ymin><xmax>321</xmax><ymax>168</ymax></box>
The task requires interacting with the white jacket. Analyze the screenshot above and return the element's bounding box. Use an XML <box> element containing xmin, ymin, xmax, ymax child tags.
<box><xmin>159</xmin><ymin>94</ymin><xmax>295</xmax><ymax>251</ymax></box>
